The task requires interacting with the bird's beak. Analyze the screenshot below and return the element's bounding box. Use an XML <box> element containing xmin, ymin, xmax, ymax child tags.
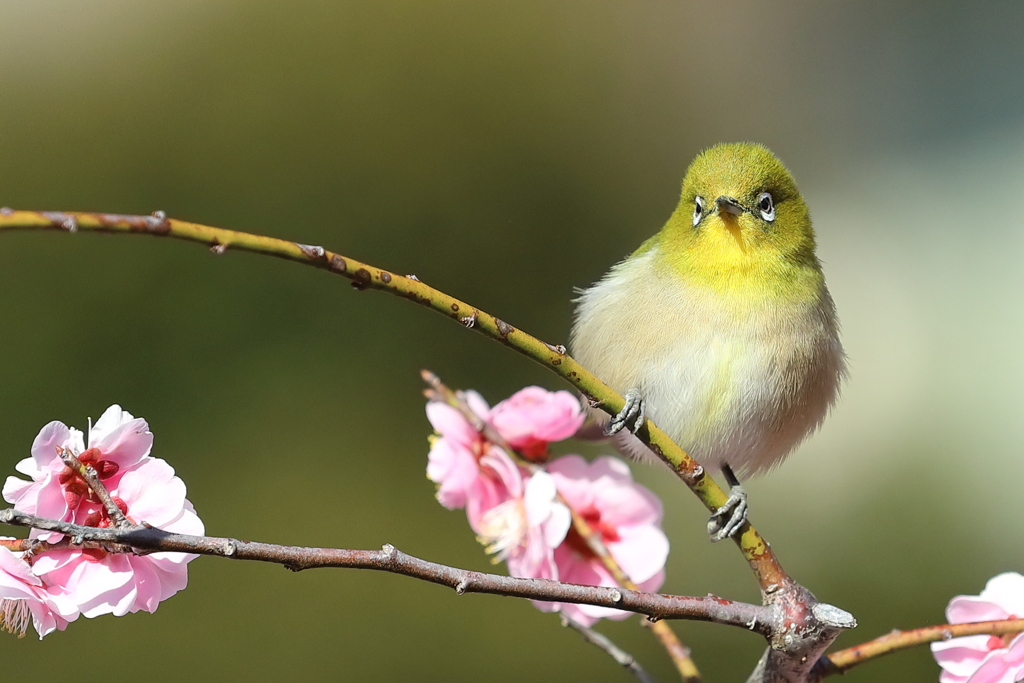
<box><xmin>716</xmin><ymin>196</ymin><xmax>745</xmax><ymax>217</ymax></box>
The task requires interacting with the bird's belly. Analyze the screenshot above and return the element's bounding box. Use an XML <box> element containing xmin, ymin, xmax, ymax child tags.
<box><xmin>572</xmin><ymin>264</ymin><xmax>842</xmax><ymax>477</ymax></box>
<box><xmin>640</xmin><ymin>331</ymin><xmax>815</xmax><ymax>475</ymax></box>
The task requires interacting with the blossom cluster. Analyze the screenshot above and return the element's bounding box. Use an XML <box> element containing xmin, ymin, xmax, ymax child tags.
<box><xmin>0</xmin><ymin>406</ymin><xmax>202</xmax><ymax>638</ymax></box>
<box><xmin>932</xmin><ymin>572</ymin><xmax>1024</xmax><ymax>683</ymax></box>
<box><xmin>426</xmin><ymin>386</ymin><xmax>669</xmax><ymax>626</ymax></box>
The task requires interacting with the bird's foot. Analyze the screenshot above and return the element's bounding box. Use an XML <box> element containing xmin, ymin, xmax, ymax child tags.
<box><xmin>707</xmin><ymin>465</ymin><xmax>748</xmax><ymax>542</ymax></box>
<box><xmin>605</xmin><ymin>390</ymin><xmax>645</xmax><ymax>436</ymax></box>
<box><xmin>707</xmin><ymin>486</ymin><xmax>748</xmax><ymax>542</ymax></box>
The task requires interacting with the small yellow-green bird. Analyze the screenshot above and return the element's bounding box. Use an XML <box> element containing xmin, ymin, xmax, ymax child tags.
<box><xmin>570</xmin><ymin>142</ymin><xmax>845</xmax><ymax>541</ymax></box>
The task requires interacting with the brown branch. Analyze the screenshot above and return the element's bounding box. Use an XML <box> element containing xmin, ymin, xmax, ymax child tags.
<box><xmin>0</xmin><ymin>507</ymin><xmax>769</xmax><ymax>631</ymax></box>
<box><xmin>820</xmin><ymin>619</ymin><xmax>1024</xmax><ymax>677</ymax></box>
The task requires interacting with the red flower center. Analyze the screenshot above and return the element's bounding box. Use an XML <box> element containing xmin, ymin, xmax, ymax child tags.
<box><xmin>563</xmin><ymin>506</ymin><xmax>621</xmax><ymax>559</ymax></box>
<box><xmin>80</xmin><ymin>496</ymin><xmax>131</xmax><ymax>562</ymax></box>
<box><xmin>515</xmin><ymin>437</ymin><xmax>550</xmax><ymax>463</ymax></box>
<box><xmin>57</xmin><ymin>447</ymin><xmax>119</xmax><ymax>510</ymax></box>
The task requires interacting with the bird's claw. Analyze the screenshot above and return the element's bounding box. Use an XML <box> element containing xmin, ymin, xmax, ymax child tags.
<box><xmin>605</xmin><ymin>390</ymin><xmax>645</xmax><ymax>436</ymax></box>
<box><xmin>707</xmin><ymin>485</ymin><xmax>748</xmax><ymax>542</ymax></box>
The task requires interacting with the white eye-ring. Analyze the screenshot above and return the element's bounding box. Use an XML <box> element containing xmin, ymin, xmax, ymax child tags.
<box><xmin>693</xmin><ymin>196</ymin><xmax>705</xmax><ymax>227</ymax></box>
<box><xmin>757</xmin><ymin>192</ymin><xmax>775</xmax><ymax>222</ymax></box>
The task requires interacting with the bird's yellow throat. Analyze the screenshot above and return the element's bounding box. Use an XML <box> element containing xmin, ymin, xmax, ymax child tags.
<box><xmin>644</xmin><ymin>143</ymin><xmax>824</xmax><ymax>306</ymax></box>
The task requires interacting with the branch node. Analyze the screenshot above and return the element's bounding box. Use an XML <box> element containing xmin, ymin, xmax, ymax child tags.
<box><xmin>406</xmin><ymin>273</ymin><xmax>420</xmax><ymax>281</ymax></box>
<box><xmin>812</xmin><ymin>603</ymin><xmax>857</xmax><ymax>629</ymax></box>
<box><xmin>460</xmin><ymin>313</ymin><xmax>477</xmax><ymax>328</ymax></box>
<box><xmin>545</xmin><ymin>342</ymin><xmax>567</xmax><ymax>355</ymax></box>
<box><xmin>210</xmin><ymin>243</ymin><xmax>227</xmax><ymax>255</ymax></box>
<box><xmin>62</xmin><ymin>215</ymin><xmax>78</xmax><ymax>233</ymax></box>
<box><xmin>145</xmin><ymin>211</ymin><xmax>170</xmax><ymax>233</ymax></box>
<box><xmin>381</xmin><ymin>543</ymin><xmax>397</xmax><ymax>560</ymax></box>
<box><xmin>0</xmin><ymin>207</ymin><xmax>13</xmax><ymax>215</ymax></box>
<box><xmin>222</xmin><ymin>539</ymin><xmax>237</xmax><ymax>557</ymax></box>
<box><xmin>455</xmin><ymin>578</ymin><xmax>469</xmax><ymax>595</ymax></box>
<box><xmin>351</xmin><ymin>268</ymin><xmax>371</xmax><ymax>290</ymax></box>
<box><xmin>297</xmin><ymin>243</ymin><xmax>326</xmax><ymax>260</ymax></box>
<box><xmin>610</xmin><ymin>589</ymin><xmax>623</xmax><ymax>604</ymax></box>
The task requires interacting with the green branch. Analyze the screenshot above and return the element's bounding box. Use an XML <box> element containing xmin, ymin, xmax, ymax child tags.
<box><xmin>0</xmin><ymin>208</ymin><xmax>788</xmax><ymax>592</ymax></box>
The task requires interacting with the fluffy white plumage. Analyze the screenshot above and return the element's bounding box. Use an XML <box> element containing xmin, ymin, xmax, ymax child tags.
<box><xmin>571</xmin><ymin>233</ymin><xmax>845</xmax><ymax>479</ymax></box>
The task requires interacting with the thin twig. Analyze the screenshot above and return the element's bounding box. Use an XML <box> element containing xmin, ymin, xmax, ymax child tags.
<box><xmin>423</xmin><ymin>370</ymin><xmax>702</xmax><ymax>682</ymax></box>
<box><xmin>822</xmin><ymin>619</ymin><xmax>1024</xmax><ymax>676</ymax></box>
<box><xmin>568</xmin><ymin>498</ymin><xmax>700</xmax><ymax>682</ymax></box>
<box><xmin>562</xmin><ymin>616</ymin><xmax>657</xmax><ymax>683</ymax></box>
<box><xmin>0</xmin><ymin>210</ymin><xmax>788</xmax><ymax>594</ymax></box>
<box><xmin>0</xmin><ymin>507</ymin><xmax>769</xmax><ymax>630</ymax></box>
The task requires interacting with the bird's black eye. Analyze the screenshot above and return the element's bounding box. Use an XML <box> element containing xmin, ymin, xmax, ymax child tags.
<box><xmin>757</xmin><ymin>192</ymin><xmax>775</xmax><ymax>222</ymax></box>
<box><xmin>693</xmin><ymin>196</ymin><xmax>705</xmax><ymax>227</ymax></box>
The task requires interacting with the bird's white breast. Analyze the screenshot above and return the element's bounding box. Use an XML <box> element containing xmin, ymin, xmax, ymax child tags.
<box><xmin>570</xmin><ymin>247</ymin><xmax>844</xmax><ymax>478</ymax></box>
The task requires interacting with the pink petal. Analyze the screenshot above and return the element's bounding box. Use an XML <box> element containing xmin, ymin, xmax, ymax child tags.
<box><xmin>425</xmin><ymin>403</ymin><xmax>479</xmax><ymax>448</ymax></box>
<box><xmin>89</xmin><ymin>409</ymin><xmax>153</xmax><ymax>470</ymax></box>
<box><xmin>507</xmin><ymin>530</ymin><xmax>558</xmax><ymax>581</ymax></box>
<box><xmin>427</xmin><ymin>439</ymin><xmax>479</xmax><ymax>510</ymax></box>
<box><xmin>948</xmin><ymin>595</ymin><xmax>1012</xmax><ymax>624</ymax></box>
<box><xmin>932</xmin><ymin>636</ymin><xmax>998</xmax><ymax>677</ymax></box>
<box><xmin>463</xmin><ymin>391</ymin><xmax>491</xmax><ymax>421</ymax></box>
<box><xmin>547</xmin><ymin>455</ymin><xmax>597</xmax><ymax>509</ymax></box>
<box><xmin>982</xmin><ymin>573</ymin><xmax>1024</xmax><ymax>618</ymax></box>
<box><xmin>0</xmin><ymin>548</ymin><xmax>42</xmax><ymax>590</ymax></box>
<box><xmin>591</xmin><ymin>480</ymin><xmax>662</xmax><ymax>528</ymax></box>
<box><xmin>480</xmin><ymin>447</ymin><xmax>523</xmax><ymax>499</ymax></box>
<box><xmin>967</xmin><ymin>649</ymin><xmax>1022</xmax><ymax>683</ymax></box>
<box><xmin>610</xmin><ymin>525</ymin><xmax>670</xmax><ymax>585</ymax></box>
<box><xmin>33</xmin><ymin>471</ymin><xmax>72</xmax><ymax>529</ymax></box>
<box><xmin>2</xmin><ymin>475</ymin><xmax>34</xmax><ymax>507</ymax></box>
<box><xmin>115</xmin><ymin>459</ymin><xmax>187</xmax><ymax>527</ymax></box>
<box><xmin>489</xmin><ymin>387</ymin><xmax>584</xmax><ymax>448</ymax></box>
<box><xmin>29</xmin><ymin>421</ymin><xmax>72</xmax><ymax>471</ymax></box>
<box><xmin>523</xmin><ymin>472</ymin><xmax>570</xmax><ymax>548</ymax></box>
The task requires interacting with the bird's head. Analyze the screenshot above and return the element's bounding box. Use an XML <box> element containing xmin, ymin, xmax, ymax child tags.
<box><xmin>659</xmin><ymin>143</ymin><xmax>818</xmax><ymax>286</ymax></box>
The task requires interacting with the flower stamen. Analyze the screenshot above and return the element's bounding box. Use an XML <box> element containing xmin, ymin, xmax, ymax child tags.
<box><xmin>477</xmin><ymin>499</ymin><xmax>528</xmax><ymax>563</ymax></box>
<box><xmin>0</xmin><ymin>599</ymin><xmax>30</xmax><ymax>638</ymax></box>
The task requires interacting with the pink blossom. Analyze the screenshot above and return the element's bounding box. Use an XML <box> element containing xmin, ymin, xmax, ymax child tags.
<box><xmin>424</xmin><ymin>391</ymin><xmax>571</xmax><ymax>577</ymax></box>
<box><xmin>932</xmin><ymin>573</ymin><xmax>1024</xmax><ymax>683</ymax></box>
<box><xmin>2</xmin><ymin>406</ymin><xmax>203</xmax><ymax>625</ymax></box>
<box><xmin>0</xmin><ymin>541</ymin><xmax>79</xmax><ymax>638</ymax></box>
<box><xmin>476</xmin><ymin>469</ymin><xmax>570</xmax><ymax>581</ymax></box>
<box><xmin>545</xmin><ymin>455</ymin><xmax>669</xmax><ymax>627</ymax></box>
<box><xmin>489</xmin><ymin>387</ymin><xmax>585</xmax><ymax>460</ymax></box>
<box><xmin>425</xmin><ymin>392</ymin><xmax>492</xmax><ymax>511</ymax></box>
<box><xmin>4</xmin><ymin>405</ymin><xmax>154</xmax><ymax>539</ymax></box>
<box><xmin>425</xmin><ymin>393</ymin><xmax>522</xmax><ymax>532</ymax></box>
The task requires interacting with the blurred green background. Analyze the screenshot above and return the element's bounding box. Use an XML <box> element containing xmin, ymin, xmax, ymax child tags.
<box><xmin>2</xmin><ymin>2</ymin><xmax>1023</xmax><ymax>681</ymax></box>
